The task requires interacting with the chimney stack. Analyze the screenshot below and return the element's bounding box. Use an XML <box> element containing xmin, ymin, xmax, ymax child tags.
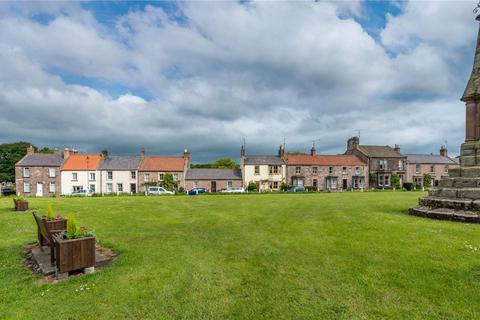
<box><xmin>63</xmin><ymin>147</ymin><xmax>71</xmax><ymax>160</ymax></box>
<box><xmin>278</xmin><ymin>145</ymin><xmax>285</xmax><ymax>158</ymax></box>
<box><xmin>310</xmin><ymin>144</ymin><xmax>316</xmax><ymax>156</ymax></box>
<box><xmin>347</xmin><ymin>136</ymin><xmax>359</xmax><ymax>151</ymax></box>
<box><xmin>101</xmin><ymin>149</ymin><xmax>108</xmax><ymax>159</ymax></box>
<box><xmin>394</xmin><ymin>144</ymin><xmax>401</xmax><ymax>153</ymax></box>
<box><xmin>26</xmin><ymin>145</ymin><xmax>34</xmax><ymax>156</ymax></box>
<box><xmin>183</xmin><ymin>148</ymin><xmax>191</xmax><ymax>170</ymax></box>
<box><xmin>140</xmin><ymin>148</ymin><xmax>145</xmax><ymax>160</ymax></box>
<box><xmin>440</xmin><ymin>145</ymin><xmax>448</xmax><ymax>157</ymax></box>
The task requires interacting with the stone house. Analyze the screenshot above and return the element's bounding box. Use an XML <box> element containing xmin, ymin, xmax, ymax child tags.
<box><xmin>98</xmin><ymin>152</ymin><xmax>141</xmax><ymax>194</ymax></box>
<box><xmin>240</xmin><ymin>146</ymin><xmax>286</xmax><ymax>191</ymax></box>
<box><xmin>60</xmin><ymin>152</ymin><xmax>103</xmax><ymax>195</ymax></box>
<box><xmin>284</xmin><ymin>147</ymin><xmax>368</xmax><ymax>190</ymax></box>
<box><xmin>405</xmin><ymin>146</ymin><xmax>459</xmax><ymax>187</ymax></box>
<box><xmin>345</xmin><ymin>136</ymin><xmax>406</xmax><ymax>188</ymax></box>
<box><xmin>137</xmin><ymin>148</ymin><xmax>191</xmax><ymax>192</ymax></box>
<box><xmin>184</xmin><ymin>168</ymin><xmax>243</xmax><ymax>192</ymax></box>
<box><xmin>15</xmin><ymin>146</ymin><xmax>66</xmax><ymax>197</ymax></box>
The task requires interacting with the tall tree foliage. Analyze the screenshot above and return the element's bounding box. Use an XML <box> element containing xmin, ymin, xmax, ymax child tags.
<box><xmin>0</xmin><ymin>142</ymin><xmax>55</xmax><ymax>182</ymax></box>
<box><xmin>191</xmin><ymin>157</ymin><xmax>239</xmax><ymax>169</ymax></box>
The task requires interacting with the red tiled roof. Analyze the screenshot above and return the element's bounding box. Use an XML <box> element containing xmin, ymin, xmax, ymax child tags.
<box><xmin>284</xmin><ymin>154</ymin><xmax>366</xmax><ymax>166</ymax></box>
<box><xmin>138</xmin><ymin>156</ymin><xmax>185</xmax><ymax>171</ymax></box>
<box><xmin>62</xmin><ymin>154</ymin><xmax>102</xmax><ymax>171</ymax></box>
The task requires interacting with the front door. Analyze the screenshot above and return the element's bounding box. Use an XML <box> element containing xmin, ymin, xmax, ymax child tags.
<box><xmin>342</xmin><ymin>179</ymin><xmax>348</xmax><ymax>190</ymax></box>
<box><xmin>211</xmin><ymin>181</ymin><xmax>217</xmax><ymax>192</ymax></box>
<box><xmin>36</xmin><ymin>183</ymin><xmax>43</xmax><ymax>197</ymax></box>
<box><xmin>130</xmin><ymin>183</ymin><xmax>136</xmax><ymax>194</ymax></box>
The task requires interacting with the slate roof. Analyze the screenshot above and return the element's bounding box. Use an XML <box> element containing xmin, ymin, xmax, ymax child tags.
<box><xmin>185</xmin><ymin>168</ymin><xmax>242</xmax><ymax>180</ymax></box>
<box><xmin>62</xmin><ymin>154</ymin><xmax>103</xmax><ymax>171</ymax></box>
<box><xmin>243</xmin><ymin>155</ymin><xmax>284</xmax><ymax>165</ymax></box>
<box><xmin>138</xmin><ymin>156</ymin><xmax>185</xmax><ymax>171</ymax></box>
<box><xmin>284</xmin><ymin>154</ymin><xmax>366</xmax><ymax>166</ymax></box>
<box><xmin>357</xmin><ymin>145</ymin><xmax>404</xmax><ymax>158</ymax></box>
<box><xmin>462</xmin><ymin>25</ymin><xmax>480</xmax><ymax>101</ymax></box>
<box><xmin>406</xmin><ymin>154</ymin><xmax>457</xmax><ymax>165</ymax></box>
<box><xmin>16</xmin><ymin>154</ymin><xmax>64</xmax><ymax>167</ymax></box>
<box><xmin>98</xmin><ymin>156</ymin><xmax>141</xmax><ymax>170</ymax></box>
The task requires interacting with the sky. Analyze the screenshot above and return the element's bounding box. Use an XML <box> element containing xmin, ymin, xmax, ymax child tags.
<box><xmin>0</xmin><ymin>0</ymin><xmax>479</xmax><ymax>162</ymax></box>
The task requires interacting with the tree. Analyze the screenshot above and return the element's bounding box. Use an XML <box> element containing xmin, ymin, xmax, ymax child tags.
<box><xmin>191</xmin><ymin>157</ymin><xmax>239</xmax><ymax>169</ymax></box>
<box><xmin>391</xmin><ymin>174</ymin><xmax>401</xmax><ymax>190</ymax></box>
<box><xmin>161</xmin><ymin>173</ymin><xmax>178</xmax><ymax>191</ymax></box>
<box><xmin>247</xmin><ymin>182</ymin><xmax>257</xmax><ymax>192</ymax></box>
<box><xmin>280</xmin><ymin>182</ymin><xmax>289</xmax><ymax>191</ymax></box>
<box><xmin>423</xmin><ymin>173</ymin><xmax>432</xmax><ymax>188</ymax></box>
<box><xmin>0</xmin><ymin>142</ymin><xmax>32</xmax><ymax>182</ymax></box>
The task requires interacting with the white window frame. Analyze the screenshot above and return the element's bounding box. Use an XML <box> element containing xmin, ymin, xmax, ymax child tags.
<box><xmin>106</xmin><ymin>183</ymin><xmax>113</xmax><ymax>193</ymax></box>
<box><xmin>159</xmin><ymin>173</ymin><xmax>164</xmax><ymax>180</ymax></box>
<box><xmin>312</xmin><ymin>167</ymin><xmax>318</xmax><ymax>175</ymax></box>
<box><xmin>131</xmin><ymin>171</ymin><xmax>136</xmax><ymax>180</ymax></box>
<box><xmin>379</xmin><ymin>159</ymin><xmax>388</xmax><ymax>170</ymax></box>
<box><xmin>23</xmin><ymin>182</ymin><xmax>30</xmax><ymax>193</ymax></box>
<box><xmin>254</xmin><ymin>165</ymin><xmax>260</xmax><ymax>175</ymax></box>
<box><xmin>144</xmin><ymin>174</ymin><xmax>150</xmax><ymax>182</ymax></box>
<box><xmin>173</xmin><ymin>173</ymin><xmax>178</xmax><ymax>180</ymax></box>
<box><xmin>72</xmin><ymin>172</ymin><xmax>77</xmax><ymax>181</ymax></box>
<box><xmin>398</xmin><ymin>160</ymin><xmax>404</xmax><ymax>170</ymax></box>
<box><xmin>227</xmin><ymin>181</ymin><xmax>233</xmax><ymax>188</ymax></box>
<box><xmin>117</xmin><ymin>183</ymin><xmax>123</xmax><ymax>192</ymax></box>
<box><xmin>89</xmin><ymin>172</ymin><xmax>96</xmax><ymax>181</ymax></box>
<box><xmin>107</xmin><ymin>171</ymin><xmax>113</xmax><ymax>180</ymax></box>
<box><xmin>342</xmin><ymin>167</ymin><xmax>347</xmax><ymax>175</ymax></box>
<box><xmin>49</xmin><ymin>182</ymin><xmax>55</xmax><ymax>193</ymax></box>
<box><xmin>23</xmin><ymin>167</ymin><xmax>30</xmax><ymax>178</ymax></box>
<box><xmin>295</xmin><ymin>167</ymin><xmax>301</xmax><ymax>175</ymax></box>
<box><xmin>355</xmin><ymin>167</ymin><xmax>361</xmax><ymax>175</ymax></box>
<box><xmin>194</xmin><ymin>181</ymin><xmax>199</xmax><ymax>188</ymax></box>
<box><xmin>328</xmin><ymin>167</ymin><xmax>334</xmax><ymax>175</ymax></box>
<box><xmin>89</xmin><ymin>184</ymin><xmax>96</xmax><ymax>193</ymax></box>
<box><xmin>48</xmin><ymin>167</ymin><xmax>56</xmax><ymax>178</ymax></box>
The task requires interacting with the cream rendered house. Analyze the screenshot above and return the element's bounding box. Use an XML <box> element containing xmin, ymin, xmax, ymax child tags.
<box><xmin>60</xmin><ymin>153</ymin><xmax>103</xmax><ymax>195</ymax></box>
<box><xmin>240</xmin><ymin>146</ymin><xmax>286</xmax><ymax>191</ymax></box>
<box><xmin>98</xmin><ymin>155</ymin><xmax>141</xmax><ymax>194</ymax></box>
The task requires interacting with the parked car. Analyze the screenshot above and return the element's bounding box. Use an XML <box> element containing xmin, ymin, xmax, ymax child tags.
<box><xmin>288</xmin><ymin>186</ymin><xmax>306</xmax><ymax>192</ymax></box>
<box><xmin>187</xmin><ymin>188</ymin><xmax>207</xmax><ymax>195</ymax></box>
<box><xmin>1</xmin><ymin>187</ymin><xmax>15</xmax><ymax>196</ymax></box>
<box><xmin>71</xmin><ymin>189</ymin><xmax>93</xmax><ymax>197</ymax></box>
<box><xmin>221</xmin><ymin>187</ymin><xmax>245</xmax><ymax>193</ymax></box>
<box><xmin>146</xmin><ymin>186</ymin><xmax>174</xmax><ymax>195</ymax></box>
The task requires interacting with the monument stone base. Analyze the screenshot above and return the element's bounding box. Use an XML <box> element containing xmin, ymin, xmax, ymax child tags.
<box><xmin>409</xmin><ymin>165</ymin><xmax>480</xmax><ymax>223</ymax></box>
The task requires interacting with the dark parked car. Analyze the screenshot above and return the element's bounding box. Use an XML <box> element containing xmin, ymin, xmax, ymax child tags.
<box><xmin>1</xmin><ymin>187</ymin><xmax>15</xmax><ymax>196</ymax></box>
<box><xmin>288</xmin><ymin>186</ymin><xmax>305</xmax><ymax>193</ymax></box>
<box><xmin>187</xmin><ymin>188</ymin><xmax>207</xmax><ymax>195</ymax></box>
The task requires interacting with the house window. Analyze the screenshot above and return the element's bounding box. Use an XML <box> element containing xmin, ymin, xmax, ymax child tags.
<box><xmin>73</xmin><ymin>186</ymin><xmax>83</xmax><ymax>192</ymax></box>
<box><xmin>342</xmin><ymin>167</ymin><xmax>347</xmax><ymax>175</ymax></box>
<box><xmin>23</xmin><ymin>168</ymin><xmax>30</xmax><ymax>178</ymax></box>
<box><xmin>430</xmin><ymin>165</ymin><xmax>435</xmax><ymax>173</ymax></box>
<box><xmin>295</xmin><ymin>167</ymin><xmax>301</xmax><ymax>175</ymax></box>
<box><xmin>90</xmin><ymin>184</ymin><xmax>95</xmax><ymax>193</ymax></box>
<box><xmin>353</xmin><ymin>178</ymin><xmax>359</xmax><ymax>189</ymax></box>
<box><xmin>272</xmin><ymin>181</ymin><xmax>279</xmax><ymax>189</ymax></box>
<box><xmin>159</xmin><ymin>173</ymin><xmax>164</xmax><ymax>180</ymax></box>
<box><xmin>106</xmin><ymin>183</ymin><xmax>113</xmax><ymax>193</ymax></box>
<box><xmin>48</xmin><ymin>168</ymin><xmax>56</xmax><ymax>178</ymax></box>
<box><xmin>269</xmin><ymin>166</ymin><xmax>279</xmax><ymax>174</ymax></box>
<box><xmin>89</xmin><ymin>172</ymin><xmax>95</xmax><ymax>181</ymax></box>
<box><xmin>23</xmin><ymin>182</ymin><xmax>30</xmax><ymax>193</ymax></box>
<box><xmin>326</xmin><ymin>177</ymin><xmax>337</xmax><ymax>189</ymax></box>
<box><xmin>107</xmin><ymin>171</ymin><xmax>113</xmax><ymax>180</ymax></box>
<box><xmin>355</xmin><ymin>167</ymin><xmax>361</xmax><ymax>175</ymax></box>
<box><xmin>173</xmin><ymin>173</ymin><xmax>178</xmax><ymax>180</ymax></box>
<box><xmin>131</xmin><ymin>171</ymin><xmax>136</xmax><ymax>179</ymax></box>
<box><xmin>254</xmin><ymin>165</ymin><xmax>260</xmax><ymax>175</ymax></box>
<box><xmin>313</xmin><ymin>167</ymin><xmax>318</xmax><ymax>175</ymax></box>
<box><xmin>194</xmin><ymin>181</ymin><xmax>199</xmax><ymax>188</ymax></box>
<box><xmin>329</xmin><ymin>167</ymin><xmax>334</xmax><ymax>175</ymax></box>
<box><xmin>313</xmin><ymin>179</ymin><xmax>318</xmax><ymax>188</ymax></box>
<box><xmin>416</xmin><ymin>165</ymin><xmax>420</xmax><ymax>174</ymax></box>
<box><xmin>49</xmin><ymin>182</ymin><xmax>55</xmax><ymax>193</ymax></box>
<box><xmin>444</xmin><ymin>165</ymin><xmax>449</xmax><ymax>174</ymax></box>
<box><xmin>117</xmin><ymin>183</ymin><xmax>123</xmax><ymax>192</ymax></box>
<box><xmin>72</xmin><ymin>172</ymin><xmax>77</xmax><ymax>181</ymax></box>
<box><xmin>398</xmin><ymin>160</ymin><xmax>404</xmax><ymax>170</ymax></box>
<box><xmin>379</xmin><ymin>160</ymin><xmax>388</xmax><ymax>170</ymax></box>
<box><xmin>228</xmin><ymin>181</ymin><xmax>233</xmax><ymax>188</ymax></box>
<box><xmin>144</xmin><ymin>174</ymin><xmax>150</xmax><ymax>182</ymax></box>
<box><xmin>379</xmin><ymin>175</ymin><xmax>390</xmax><ymax>187</ymax></box>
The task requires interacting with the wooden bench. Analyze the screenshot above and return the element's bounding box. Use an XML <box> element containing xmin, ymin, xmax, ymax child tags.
<box><xmin>32</xmin><ymin>211</ymin><xmax>66</xmax><ymax>266</ymax></box>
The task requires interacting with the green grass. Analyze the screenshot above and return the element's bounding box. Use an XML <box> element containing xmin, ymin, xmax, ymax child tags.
<box><xmin>1</xmin><ymin>192</ymin><xmax>480</xmax><ymax>319</ymax></box>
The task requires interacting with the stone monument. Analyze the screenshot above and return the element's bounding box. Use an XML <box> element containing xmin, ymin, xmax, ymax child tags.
<box><xmin>409</xmin><ymin>11</ymin><xmax>480</xmax><ymax>222</ymax></box>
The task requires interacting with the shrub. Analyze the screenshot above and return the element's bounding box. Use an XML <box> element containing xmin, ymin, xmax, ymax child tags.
<box><xmin>65</xmin><ymin>213</ymin><xmax>94</xmax><ymax>240</ymax></box>
<box><xmin>423</xmin><ymin>174</ymin><xmax>432</xmax><ymax>188</ymax></box>
<box><xmin>161</xmin><ymin>173</ymin><xmax>178</xmax><ymax>191</ymax></box>
<box><xmin>45</xmin><ymin>203</ymin><xmax>55</xmax><ymax>220</ymax></box>
<box><xmin>280</xmin><ymin>182</ymin><xmax>289</xmax><ymax>192</ymax></box>
<box><xmin>14</xmin><ymin>196</ymin><xmax>26</xmax><ymax>201</ymax></box>
<box><xmin>391</xmin><ymin>174</ymin><xmax>401</xmax><ymax>190</ymax></box>
<box><xmin>247</xmin><ymin>182</ymin><xmax>257</xmax><ymax>192</ymax></box>
<box><xmin>403</xmin><ymin>182</ymin><xmax>414</xmax><ymax>191</ymax></box>
<box><xmin>305</xmin><ymin>186</ymin><xmax>317</xmax><ymax>192</ymax></box>
<box><xmin>178</xmin><ymin>187</ymin><xmax>185</xmax><ymax>194</ymax></box>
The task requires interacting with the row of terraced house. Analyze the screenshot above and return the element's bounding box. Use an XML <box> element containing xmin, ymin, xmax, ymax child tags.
<box><xmin>14</xmin><ymin>136</ymin><xmax>459</xmax><ymax>197</ymax></box>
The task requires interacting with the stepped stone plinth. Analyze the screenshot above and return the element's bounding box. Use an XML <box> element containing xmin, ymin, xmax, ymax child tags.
<box><xmin>410</xmin><ymin>14</ymin><xmax>480</xmax><ymax>223</ymax></box>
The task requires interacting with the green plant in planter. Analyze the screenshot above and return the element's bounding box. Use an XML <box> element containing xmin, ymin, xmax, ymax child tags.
<box><xmin>64</xmin><ymin>213</ymin><xmax>94</xmax><ymax>240</ymax></box>
<box><xmin>45</xmin><ymin>203</ymin><xmax>55</xmax><ymax>220</ymax></box>
<box><xmin>14</xmin><ymin>196</ymin><xmax>26</xmax><ymax>201</ymax></box>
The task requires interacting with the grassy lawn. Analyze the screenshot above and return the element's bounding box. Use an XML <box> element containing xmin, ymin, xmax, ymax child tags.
<box><xmin>1</xmin><ymin>192</ymin><xmax>480</xmax><ymax>319</ymax></box>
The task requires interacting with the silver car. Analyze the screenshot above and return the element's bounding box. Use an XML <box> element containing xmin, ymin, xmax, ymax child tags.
<box><xmin>221</xmin><ymin>187</ymin><xmax>245</xmax><ymax>193</ymax></box>
<box><xmin>146</xmin><ymin>186</ymin><xmax>174</xmax><ymax>195</ymax></box>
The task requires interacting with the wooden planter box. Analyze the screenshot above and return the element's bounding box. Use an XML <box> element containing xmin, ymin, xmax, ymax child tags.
<box><xmin>55</xmin><ymin>235</ymin><xmax>96</xmax><ymax>273</ymax></box>
<box><xmin>39</xmin><ymin>218</ymin><xmax>67</xmax><ymax>246</ymax></box>
<box><xmin>13</xmin><ymin>199</ymin><xmax>29</xmax><ymax>211</ymax></box>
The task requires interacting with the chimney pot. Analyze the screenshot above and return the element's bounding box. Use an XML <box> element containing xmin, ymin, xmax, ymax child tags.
<box><xmin>140</xmin><ymin>148</ymin><xmax>145</xmax><ymax>160</ymax></box>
